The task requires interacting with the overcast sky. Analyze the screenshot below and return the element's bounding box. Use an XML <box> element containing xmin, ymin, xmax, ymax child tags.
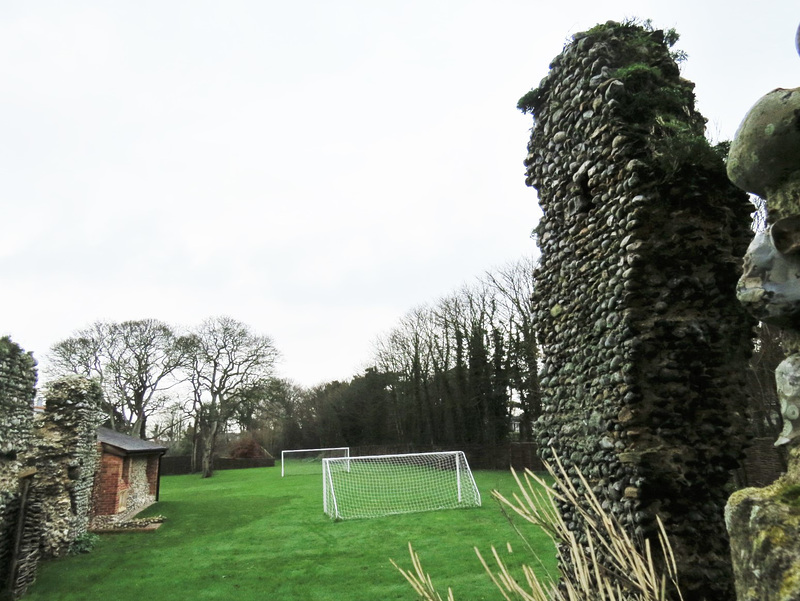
<box><xmin>2</xmin><ymin>1</ymin><xmax>797</xmax><ymax>388</ymax></box>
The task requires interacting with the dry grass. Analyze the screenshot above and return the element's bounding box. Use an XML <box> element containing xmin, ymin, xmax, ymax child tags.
<box><xmin>395</xmin><ymin>455</ymin><xmax>684</xmax><ymax>601</ymax></box>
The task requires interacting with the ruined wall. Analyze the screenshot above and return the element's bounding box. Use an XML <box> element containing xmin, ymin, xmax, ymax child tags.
<box><xmin>34</xmin><ymin>377</ymin><xmax>104</xmax><ymax>558</ymax></box>
<box><xmin>0</xmin><ymin>338</ymin><xmax>37</xmax><ymax>458</ymax></box>
<box><xmin>522</xmin><ymin>21</ymin><xmax>754</xmax><ymax>600</ymax></box>
<box><xmin>0</xmin><ymin>338</ymin><xmax>104</xmax><ymax>600</ymax></box>
<box><xmin>0</xmin><ymin>338</ymin><xmax>38</xmax><ymax>599</ymax></box>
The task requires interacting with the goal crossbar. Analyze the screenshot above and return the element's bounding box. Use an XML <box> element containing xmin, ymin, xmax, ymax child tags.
<box><xmin>281</xmin><ymin>446</ymin><xmax>350</xmax><ymax>477</ymax></box>
<box><xmin>322</xmin><ymin>450</ymin><xmax>481</xmax><ymax>520</ymax></box>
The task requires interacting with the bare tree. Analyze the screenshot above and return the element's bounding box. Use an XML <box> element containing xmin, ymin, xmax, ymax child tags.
<box><xmin>184</xmin><ymin>316</ymin><xmax>279</xmax><ymax>478</ymax></box>
<box><xmin>485</xmin><ymin>255</ymin><xmax>541</xmax><ymax>441</ymax></box>
<box><xmin>746</xmin><ymin>323</ymin><xmax>785</xmax><ymax>439</ymax></box>
<box><xmin>48</xmin><ymin>319</ymin><xmax>187</xmax><ymax>437</ymax></box>
<box><xmin>48</xmin><ymin>325</ymin><xmax>106</xmax><ymax>380</ymax></box>
<box><xmin>149</xmin><ymin>397</ymin><xmax>190</xmax><ymax>445</ymax></box>
<box><xmin>371</xmin><ymin>271</ymin><xmax>526</xmax><ymax>445</ymax></box>
<box><xmin>104</xmin><ymin>320</ymin><xmax>190</xmax><ymax>437</ymax></box>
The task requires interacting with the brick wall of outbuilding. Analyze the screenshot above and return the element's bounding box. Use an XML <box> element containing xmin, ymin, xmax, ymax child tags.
<box><xmin>91</xmin><ymin>450</ymin><xmax>162</xmax><ymax>520</ymax></box>
<box><xmin>91</xmin><ymin>451</ymin><xmax>126</xmax><ymax>516</ymax></box>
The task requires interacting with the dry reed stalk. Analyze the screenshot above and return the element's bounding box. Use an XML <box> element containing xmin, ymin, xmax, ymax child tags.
<box><xmin>390</xmin><ymin>542</ymin><xmax>455</xmax><ymax>601</ymax></box>
<box><xmin>393</xmin><ymin>455</ymin><xmax>685</xmax><ymax>601</ymax></box>
<box><xmin>482</xmin><ymin>456</ymin><xmax>684</xmax><ymax>601</ymax></box>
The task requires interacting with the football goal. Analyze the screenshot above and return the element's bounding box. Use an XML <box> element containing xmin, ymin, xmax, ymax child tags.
<box><xmin>281</xmin><ymin>447</ymin><xmax>350</xmax><ymax>477</ymax></box>
<box><xmin>322</xmin><ymin>451</ymin><xmax>481</xmax><ymax>520</ymax></box>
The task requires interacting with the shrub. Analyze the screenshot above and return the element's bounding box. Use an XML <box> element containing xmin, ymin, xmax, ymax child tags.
<box><xmin>68</xmin><ymin>532</ymin><xmax>99</xmax><ymax>555</ymax></box>
<box><xmin>228</xmin><ymin>434</ymin><xmax>270</xmax><ymax>459</ymax></box>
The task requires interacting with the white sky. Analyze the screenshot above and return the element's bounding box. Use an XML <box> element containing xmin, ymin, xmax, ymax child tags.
<box><xmin>2</xmin><ymin>1</ymin><xmax>798</xmax><ymax>388</ymax></box>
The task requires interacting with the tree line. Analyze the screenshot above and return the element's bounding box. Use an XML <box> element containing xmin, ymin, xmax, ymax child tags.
<box><xmin>197</xmin><ymin>256</ymin><xmax>541</xmax><ymax>453</ymax></box>
<box><xmin>45</xmin><ymin>250</ymin><xmax>783</xmax><ymax>477</ymax></box>
<box><xmin>369</xmin><ymin>255</ymin><xmax>541</xmax><ymax>446</ymax></box>
<box><xmin>44</xmin><ymin>257</ymin><xmax>541</xmax><ymax>475</ymax></box>
<box><xmin>47</xmin><ymin>316</ymin><xmax>278</xmax><ymax>478</ymax></box>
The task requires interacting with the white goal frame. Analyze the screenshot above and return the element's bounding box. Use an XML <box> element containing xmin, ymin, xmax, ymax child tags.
<box><xmin>322</xmin><ymin>450</ymin><xmax>481</xmax><ymax>520</ymax></box>
<box><xmin>281</xmin><ymin>446</ymin><xmax>350</xmax><ymax>477</ymax></box>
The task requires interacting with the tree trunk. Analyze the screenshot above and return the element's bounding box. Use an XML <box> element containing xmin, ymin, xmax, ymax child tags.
<box><xmin>190</xmin><ymin>416</ymin><xmax>200</xmax><ymax>473</ymax></box>
<box><xmin>131</xmin><ymin>414</ymin><xmax>146</xmax><ymax>439</ymax></box>
<box><xmin>201</xmin><ymin>420</ymin><xmax>219</xmax><ymax>478</ymax></box>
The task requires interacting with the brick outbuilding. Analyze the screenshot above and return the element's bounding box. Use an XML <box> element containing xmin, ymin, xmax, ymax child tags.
<box><xmin>91</xmin><ymin>427</ymin><xmax>168</xmax><ymax>523</ymax></box>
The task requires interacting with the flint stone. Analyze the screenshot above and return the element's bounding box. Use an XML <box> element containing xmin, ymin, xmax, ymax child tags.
<box><xmin>727</xmin><ymin>87</ymin><xmax>800</xmax><ymax>199</ymax></box>
<box><xmin>775</xmin><ymin>354</ymin><xmax>800</xmax><ymax>446</ymax></box>
<box><xmin>737</xmin><ymin>228</ymin><xmax>800</xmax><ymax>328</ymax></box>
<box><xmin>604</xmin><ymin>79</ymin><xmax>625</xmax><ymax>100</ymax></box>
<box><xmin>771</xmin><ymin>215</ymin><xmax>800</xmax><ymax>255</ymax></box>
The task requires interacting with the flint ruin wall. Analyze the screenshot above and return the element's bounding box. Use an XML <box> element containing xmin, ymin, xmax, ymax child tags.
<box><xmin>523</xmin><ymin>21</ymin><xmax>754</xmax><ymax>600</ymax></box>
<box><xmin>0</xmin><ymin>337</ymin><xmax>104</xmax><ymax>600</ymax></box>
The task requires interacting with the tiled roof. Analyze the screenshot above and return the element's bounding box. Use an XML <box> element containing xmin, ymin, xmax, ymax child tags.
<box><xmin>97</xmin><ymin>426</ymin><xmax>168</xmax><ymax>454</ymax></box>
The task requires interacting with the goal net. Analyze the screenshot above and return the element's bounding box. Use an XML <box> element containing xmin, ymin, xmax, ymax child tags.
<box><xmin>322</xmin><ymin>451</ymin><xmax>481</xmax><ymax>520</ymax></box>
<box><xmin>281</xmin><ymin>447</ymin><xmax>350</xmax><ymax>477</ymax></box>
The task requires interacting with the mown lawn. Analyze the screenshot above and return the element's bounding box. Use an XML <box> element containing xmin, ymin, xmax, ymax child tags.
<box><xmin>24</xmin><ymin>467</ymin><xmax>556</xmax><ymax>601</ymax></box>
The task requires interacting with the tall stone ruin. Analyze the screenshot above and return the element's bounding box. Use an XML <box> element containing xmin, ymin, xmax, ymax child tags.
<box><xmin>0</xmin><ymin>338</ymin><xmax>39</xmax><ymax>599</ymax></box>
<box><xmin>522</xmin><ymin>21</ymin><xmax>754</xmax><ymax>600</ymax></box>
<box><xmin>0</xmin><ymin>337</ymin><xmax>104</xmax><ymax>600</ymax></box>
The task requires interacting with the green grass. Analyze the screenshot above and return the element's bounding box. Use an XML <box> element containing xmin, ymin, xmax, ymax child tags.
<box><xmin>24</xmin><ymin>467</ymin><xmax>557</xmax><ymax>601</ymax></box>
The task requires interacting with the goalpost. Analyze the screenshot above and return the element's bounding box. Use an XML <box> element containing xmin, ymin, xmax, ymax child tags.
<box><xmin>281</xmin><ymin>447</ymin><xmax>350</xmax><ymax>477</ymax></box>
<box><xmin>322</xmin><ymin>451</ymin><xmax>481</xmax><ymax>520</ymax></box>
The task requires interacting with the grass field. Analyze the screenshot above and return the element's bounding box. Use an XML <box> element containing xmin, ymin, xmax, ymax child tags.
<box><xmin>23</xmin><ymin>467</ymin><xmax>557</xmax><ymax>601</ymax></box>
